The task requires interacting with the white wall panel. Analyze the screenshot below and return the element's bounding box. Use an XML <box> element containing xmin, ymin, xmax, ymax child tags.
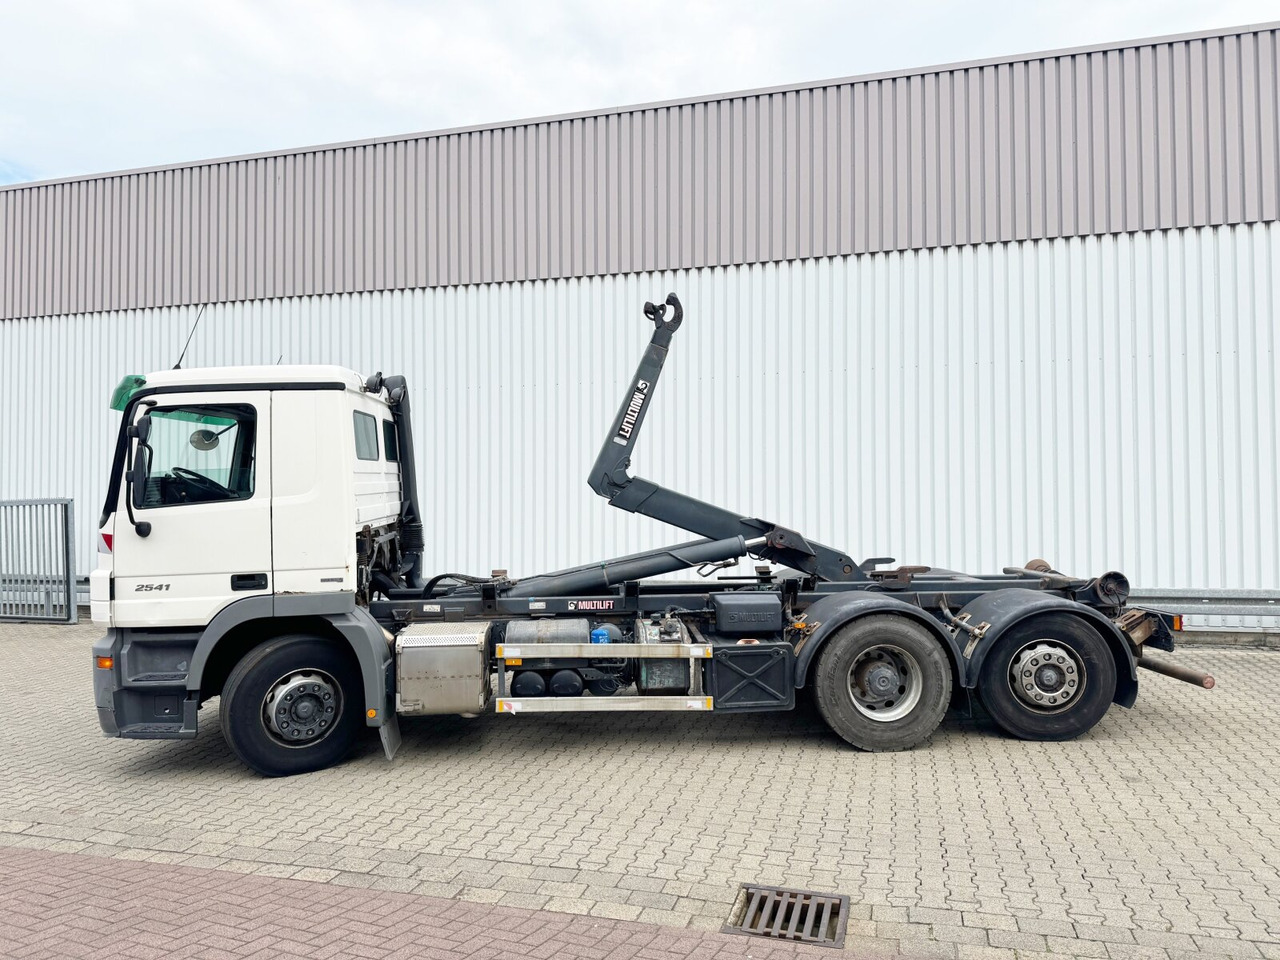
<box><xmin>1</xmin><ymin>223</ymin><xmax>1275</xmax><ymax>591</ymax></box>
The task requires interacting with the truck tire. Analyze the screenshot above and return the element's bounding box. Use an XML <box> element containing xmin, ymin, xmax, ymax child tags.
<box><xmin>219</xmin><ymin>635</ymin><xmax>363</xmax><ymax>777</ymax></box>
<box><xmin>813</xmin><ymin>615</ymin><xmax>952</xmax><ymax>751</ymax></box>
<box><xmin>976</xmin><ymin>614</ymin><xmax>1116</xmax><ymax>741</ymax></box>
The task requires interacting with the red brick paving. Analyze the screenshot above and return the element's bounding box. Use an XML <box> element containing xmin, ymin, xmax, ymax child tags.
<box><xmin>0</xmin><ymin>848</ymin><xmax>837</xmax><ymax>959</ymax></box>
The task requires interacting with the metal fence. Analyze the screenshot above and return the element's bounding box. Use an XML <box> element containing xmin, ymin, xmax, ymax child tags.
<box><xmin>0</xmin><ymin>499</ymin><xmax>77</xmax><ymax>623</ymax></box>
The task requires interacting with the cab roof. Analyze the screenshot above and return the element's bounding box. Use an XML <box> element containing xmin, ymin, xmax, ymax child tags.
<box><xmin>143</xmin><ymin>364</ymin><xmax>368</xmax><ymax>392</ymax></box>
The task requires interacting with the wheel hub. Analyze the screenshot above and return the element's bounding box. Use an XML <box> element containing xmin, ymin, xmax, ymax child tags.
<box><xmin>865</xmin><ymin>663</ymin><xmax>900</xmax><ymax>696</ymax></box>
<box><xmin>1035</xmin><ymin>664</ymin><xmax>1065</xmax><ymax>692</ymax></box>
<box><xmin>1010</xmin><ymin>642</ymin><xmax>1084</xmax><ymax>711</ymax></box>
<box><xmin>848</xmin><ymin>644</ymin><xmax>923</xmax><ymax>723</ymax></box>
<box><xmin>264</xmin><ymin>671</ymin><xmax>340</xmax><ymax>745</ymax></box>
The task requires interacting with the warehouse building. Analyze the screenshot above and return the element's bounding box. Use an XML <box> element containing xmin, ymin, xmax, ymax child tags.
<box><xmin>1</xmin><ymin>23</ymin><xmax>1277</xmax><ymax>618</ymax></box>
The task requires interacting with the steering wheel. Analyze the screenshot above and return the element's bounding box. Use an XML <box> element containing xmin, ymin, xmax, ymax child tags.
<box><xmin>172</xmin><ymin>466</ymin><xmax>233</xmax><ymax>498</ymax></box>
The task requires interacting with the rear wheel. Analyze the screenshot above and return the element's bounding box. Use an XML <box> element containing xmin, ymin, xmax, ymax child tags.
<box><xmin>813</xmin><ymin>615</ymin><xmax>952</xmax><ymax>751</ymax></box>
<box><xmin>220</xmin><ymin>635</ymin><xmax>363</xmax><ymax>777</ymax></box>
<box><xmin>976</xmin><ymin>614</ymin><xmax>1116</xmax><ymax>741</ymax></box>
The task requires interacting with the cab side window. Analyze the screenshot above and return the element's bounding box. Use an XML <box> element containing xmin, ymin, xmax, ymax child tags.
<box><xmin>383</xmin><ymin>420</ymin><xmax>399</xmax><ymax>462</ymax></box>
<box><xmin>353</xmin><ymin>411</ymin><xmax>379</xmax><ymax>461</ymax></box>
<box><xmin>135</xmin><ymin>405</ymin><xmax>256</xmax><ymax>508</ymax></box>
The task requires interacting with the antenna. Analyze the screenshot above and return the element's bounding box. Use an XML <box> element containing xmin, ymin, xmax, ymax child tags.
<box><xmin>276</xmin><ymin>354</ymin><xmax>284</xmax><ymax>364</ymax></box>
<box><xmin>173</xmin><ymin>304</ymin><xmax>206</xmax><ymax>369</ymax></box>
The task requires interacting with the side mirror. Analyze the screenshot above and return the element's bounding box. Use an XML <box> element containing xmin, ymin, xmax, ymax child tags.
<box><xmin>125</xmin><ymin>413</ymin><xmax>154</xmax><ymax>537</ymax></box>
<box><xmin>128</xmin><ymin>414</ymin><xmax>152</xmax><ymax>444</ymax></box>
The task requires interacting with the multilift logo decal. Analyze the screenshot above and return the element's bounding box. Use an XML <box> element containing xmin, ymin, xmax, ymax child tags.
<box><xmin>612</xmin><ymin>380</ymin><xmax>650</xmax><ymax>445</ymax></box>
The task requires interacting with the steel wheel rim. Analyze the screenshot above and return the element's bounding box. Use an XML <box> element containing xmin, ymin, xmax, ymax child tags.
<box><xmin>847</xmin><ymin>644</ymin><xmax>923</xmax><ymax>722</ymax></box>
<box><xmin>1008</xmin><ymin>640</ymin><xmax>1086</xmax><ymax>713</ymax></box>
<box><xmin>262</xmin><ymin>669</ymin><xmax>342</xmax><ymax>747</ymax></box>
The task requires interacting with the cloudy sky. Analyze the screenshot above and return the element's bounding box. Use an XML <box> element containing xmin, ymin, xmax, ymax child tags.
<box><xmin>2</xmin><ymin>0</ymin><xmax>1276</xmax><ymax>186</ymax></box>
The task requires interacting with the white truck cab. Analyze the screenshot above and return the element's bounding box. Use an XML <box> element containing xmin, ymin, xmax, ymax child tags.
<box><xmin>94</xmin><ymin>365</ymin><xmax>402</xmax><ymax>627</ymax></box>
<box><xmin>93</xmin><ymin>365</ymin><xmax>423</xmax><ymax>773</ymax></box>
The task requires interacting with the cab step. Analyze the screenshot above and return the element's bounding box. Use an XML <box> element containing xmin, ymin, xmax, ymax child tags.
<box><xmin>118</xmin><ymin>721</ymin><xmax>197</xmax><ymax>740</ymax></box>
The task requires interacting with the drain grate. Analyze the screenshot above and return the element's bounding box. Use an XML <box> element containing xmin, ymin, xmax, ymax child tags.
<box><xmin>723</xmin><ymin>883</ymin><xmax>849</xmax><ymax>948</ymax></box>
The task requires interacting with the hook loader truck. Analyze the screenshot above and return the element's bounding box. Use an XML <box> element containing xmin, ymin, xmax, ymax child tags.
<box><xmin>91</xmin><ymin>294</ymin><xmax>1213</xmax><ymax>777</ymax></box>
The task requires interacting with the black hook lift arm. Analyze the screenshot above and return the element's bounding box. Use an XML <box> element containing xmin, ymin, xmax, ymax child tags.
<box><xmin>588</xmin><ymin>293</ymin><xmax>868</xmax><ymax>583</ymax></box>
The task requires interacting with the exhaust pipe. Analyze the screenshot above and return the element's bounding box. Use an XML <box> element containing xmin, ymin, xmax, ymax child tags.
<box><xmin>1137</xmin><ymin>652</ymin><xmax>1215</xmax><ymax>689</ymax></box>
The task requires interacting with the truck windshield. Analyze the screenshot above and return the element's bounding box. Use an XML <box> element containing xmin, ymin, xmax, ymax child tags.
<box><xmin>135</xmin><ymin>404</ymin><xmax>257</xmax><ymax>508</ymax></box>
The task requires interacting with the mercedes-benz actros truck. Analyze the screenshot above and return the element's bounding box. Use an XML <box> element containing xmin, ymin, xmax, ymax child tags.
<box><xmin>91</xmin><ymin>294</ymin><xmax>1212</xmax><ymax>776</ymax></box>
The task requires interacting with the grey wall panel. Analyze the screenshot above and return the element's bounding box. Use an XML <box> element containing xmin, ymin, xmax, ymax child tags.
<box><xmin>1</xmin><ymin>224</ymin><xmax>1274</xmax><ymax>592</ymax></box>
<box><xmin>1</xmin><ymin>25</ymin><xmax>1278</xmax><ymax>322</ymax></box>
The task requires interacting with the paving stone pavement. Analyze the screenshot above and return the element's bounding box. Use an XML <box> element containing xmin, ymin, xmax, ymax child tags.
<box><xmin>0</xmin><ymin>847</ymin><xmax>832</xmax><ymax>959</ymax></box>
<box><xmin>2</xmin><ymin>622</ymin><xmax>1279</xmax><ymax>960</ymax></box>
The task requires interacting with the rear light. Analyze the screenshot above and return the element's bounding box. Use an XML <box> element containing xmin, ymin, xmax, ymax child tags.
<box><xmin>1172</xmin><ymin>615</ymin><xmax>1184</xmax><ymax>632</ymax></box>
<box><xmin>96</xmin><ymin>656</ymin><xmax>114</xmax><ymax>670</ymax></box>
<box><xmin>100</xmin><ymin>533</ymin><xmax>113</xmax><ymax>553</ymax></box>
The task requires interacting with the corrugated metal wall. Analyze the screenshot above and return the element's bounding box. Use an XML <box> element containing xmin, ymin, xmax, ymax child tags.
<box><xmin>2</xmin><ymin>222</ymin><xmax>1275</xmax><ymax>591</ymax></box>
<box><xmin>3</xmin><ymin>24</ymin><xmax>1278</xmax><ymax>321</ymax></box>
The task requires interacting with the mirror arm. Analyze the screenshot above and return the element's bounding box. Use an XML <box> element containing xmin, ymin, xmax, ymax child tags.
<box><xmin>123</xmin><ymin>408</ymin><xmax>155</xmax><ymax>538</ymax></box>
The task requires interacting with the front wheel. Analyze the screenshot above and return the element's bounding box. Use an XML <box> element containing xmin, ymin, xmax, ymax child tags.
<box><xmin>220</xmin><ymin>635</ymin><xmax>364</xmax><ymax>777</ymax></box>
<box><xmin>976</xmin><ymin>614</ymin><xmax>1117</xmax><ymax>741</ymax></box>
<box><xmin>813</xmin><ymin>615</ymin><xmax>953</xmax><ymax>751</ymax></box>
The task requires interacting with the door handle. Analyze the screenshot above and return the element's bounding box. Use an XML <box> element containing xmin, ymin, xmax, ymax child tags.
<box><xmin>231</xmin><ymin>573</ymin><xmax>268</xmax><ymax>591</ymax></box>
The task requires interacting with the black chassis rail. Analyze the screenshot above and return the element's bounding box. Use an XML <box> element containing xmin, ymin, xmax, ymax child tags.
<box><xmin>371</xmin><ymin>574</ymin><xmax>1097</xmax><ymax>626</ymax></box>
<box><xmin>366</xmin><ymin>570</ymin><xmax>1145</xmax><ymax>700</ymax></box>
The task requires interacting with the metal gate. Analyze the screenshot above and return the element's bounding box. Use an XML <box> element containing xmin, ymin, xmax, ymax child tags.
<box><xmin>0</xmin><ymin>499</ymin><xmax>77</xmax><ymax>623</ymax></box>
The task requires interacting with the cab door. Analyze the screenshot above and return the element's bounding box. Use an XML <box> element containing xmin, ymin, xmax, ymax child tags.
<box><xmin>111</xmin><ymin>391</ymin><xmax>273</xmax><ymax>627</ymax></box>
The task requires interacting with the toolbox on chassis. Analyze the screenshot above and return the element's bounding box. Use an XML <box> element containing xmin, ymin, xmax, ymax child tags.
<box><xmin>91</xmin><ymin>294</ymin><xmax>1214</xmax><ymax>777</ymax></box>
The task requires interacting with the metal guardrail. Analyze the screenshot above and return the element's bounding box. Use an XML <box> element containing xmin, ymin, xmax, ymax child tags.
<box><xmin>1130</xmin><ymin>589</ymin><xmax>1280</xmax><ymax>616</ymax></box>
<box><xmin>1130</xmin><ymin>589</ymin><xmax>1280</xmax><ymax>632</ymax></box>
<box><xmin>0</xmin><ymin>499</ymin><xmax>77</xmax><ymax>624</ymax></box>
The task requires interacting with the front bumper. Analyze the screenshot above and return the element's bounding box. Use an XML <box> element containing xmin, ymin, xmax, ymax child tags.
<box><xmin>93</xmin><ymin>630</ymin><xmax>198</xmax><ymax>739</ymax></box>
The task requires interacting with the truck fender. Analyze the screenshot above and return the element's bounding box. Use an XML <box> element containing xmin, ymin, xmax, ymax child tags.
<box><xmin>954</xmin><ymin>589</ymin><xmax>1137</xmax><ymax>707</ymax></box>
<box><xmin>793</xmin><ymin>593</ymin><xmax>961</xmax><ymax>689</ymax></box>
<box><xmin>186</xmin><ymin>593</ymin><xmax>392</xmax><ymax>727</ymax></box>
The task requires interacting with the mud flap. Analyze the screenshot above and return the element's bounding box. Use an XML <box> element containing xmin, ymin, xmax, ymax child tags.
<box><xmin>378</xmin><ymin>713</ymin><xmax>402</xmax><ymax>761</ymax></box>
